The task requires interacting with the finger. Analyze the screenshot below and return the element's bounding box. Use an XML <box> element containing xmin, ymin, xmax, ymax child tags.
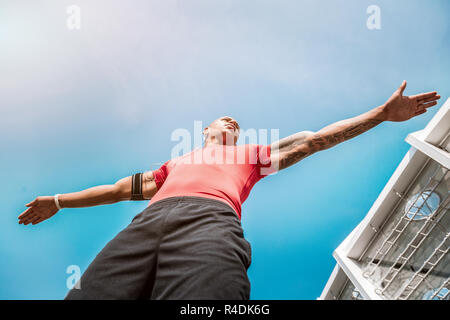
<box><xmin>30</xmin><ymin>216</ymin><xmax>43</xmax><ymax>225</ymax></box>
<box><xmin>398</xmin><ymin>80</ymin><xmax>407</xmax><ymax>95</ymax></box>
<box><xmin>19</xmin><ymin>212</ymin><xmax>37</xmax><ymax>224</ymax></box>
<box><xmin>414</xmin><ymin>109</ymin><xmax>427</xmax><ymax>116</ymax></box>
<box><xmin>26</xmin><ymin>199</ymin><xmax>38</xmax><ymax>207</ymax></box>
<box><xmin>21</xmin><ymin>213</ymin><xmax>38</xmax><ymax>224</ymax></box>
<box><xmin>417</xmin><ymin>94</ymin><xmax>440</xmax><ymax>104</ymax></box>
<box><xmin>32</xmin><ymin>217</ymin><xmax>45</xmax><ymax>225</ymax></box>
<box><xmin>421</xmin><ymin>101</ymin><xmax>438</xmax><ymax>109</ymax></box>
<box><xmin>18</xmin><ymin>207</ymin><xmax>33</xmax><ymax>219</ymax></box>
<box><xmin>19</xmin><ymin>217</ymin><xmax>33</xmax><ymax>225</ymax></box>
<box><xmin>23</xmin><ymin>217</ymin><xmax>34</xmax><ymax>225</ymax></box>
<box><xmin>411</xmin><ymin>91</ymin><xmax>438</xmax><ymax>101</ymax></box>
<box><xmin>23</xmin><ymin>215</ymin><xmax>39</xmax><ymax>225</ymax></box>
<box><xmin>416</xmin><ymin>101</ymin><xmax>438</xmax><ymax>112</ymax></box>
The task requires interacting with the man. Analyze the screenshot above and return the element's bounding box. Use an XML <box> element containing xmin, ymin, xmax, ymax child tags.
<box><xmin>18</xmin><ymin>81</ymin><xmax>440</xmax><ymax>299</ymax></box>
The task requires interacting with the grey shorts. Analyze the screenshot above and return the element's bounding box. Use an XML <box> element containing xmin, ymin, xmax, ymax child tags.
<box><xmin>64</xmin><ymin>196</ymin><xmax>252</xmax><ymax>300</ymax></box>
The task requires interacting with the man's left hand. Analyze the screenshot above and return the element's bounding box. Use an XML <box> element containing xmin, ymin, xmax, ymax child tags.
<box><xmin>381</xmin><ymin>81</ymin><xmax>440</xmax><ymax>122</ymax></box>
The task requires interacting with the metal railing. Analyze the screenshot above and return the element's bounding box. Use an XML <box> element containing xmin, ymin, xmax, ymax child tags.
<box><xmin>362</xmin><ymin>163</ymin><xmax>449</xmax><ymax>299</ymax></box>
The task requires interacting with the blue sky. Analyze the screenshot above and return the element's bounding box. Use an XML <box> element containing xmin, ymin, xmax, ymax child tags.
<box><xmin>1</xmin><ymin>0</ymin><xmax>449</xmax><ymax>299</ymax></box>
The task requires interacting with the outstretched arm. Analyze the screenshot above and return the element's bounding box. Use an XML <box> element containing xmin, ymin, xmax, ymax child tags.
<box><xmin>271</xmin><ymin>81</ymin><xmax>440</xmax><ymax>171</ymax></box>
<box><xmin>18</xmin><ymin>171</ymin><xmax>158</xmax><ymax>225</ymax></box>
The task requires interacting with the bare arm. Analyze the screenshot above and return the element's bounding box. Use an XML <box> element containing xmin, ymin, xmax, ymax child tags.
<box><xmin>271</xmin><ymin>81</ymin><xmax>440</xmax><ymax>171</ymax></box>
<box><xmin>18</xmin><ymin>171</ymin><xmax>158</xmax><ymax>225</ymax></box>
<box><xmin>57</xmin><ymin>171</ymin><xmax>158</xmax><ymax>208</ymax></box>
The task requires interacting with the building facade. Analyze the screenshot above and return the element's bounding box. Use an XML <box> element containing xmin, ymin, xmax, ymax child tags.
<box><xmin>320</xmin><ymin>98</ymin><xmax>450</xmax><ymax>300</ymax></box>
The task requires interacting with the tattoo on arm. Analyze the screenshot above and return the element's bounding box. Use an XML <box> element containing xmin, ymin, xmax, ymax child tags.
<box><xmin>276</xmin><ymin>118</ymin><xmax>382</xmax><ymax>170</ymax></box>
<box><xmin>273</xmin><ymin>131</ymin><xmax>313</xmax><ymax>170</ymax></box>
<box><xmin>278</xmin><ymin>149</ymin><xmax>309</xmax><ymax>170</ymax></box>
<box><xmin>307</xmin><ymin>118</ymin><xmax>382</xmax><ymax>153</ymax></box>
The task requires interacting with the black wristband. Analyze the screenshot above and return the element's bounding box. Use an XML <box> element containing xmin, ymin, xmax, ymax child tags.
<box><xmin>131</xmin><ymin>173</ymin><xmax>144</xmax><ymax>200</ymax></box>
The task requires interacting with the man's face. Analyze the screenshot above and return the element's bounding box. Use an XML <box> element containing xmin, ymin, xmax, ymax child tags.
<box><xmin>204</xmin><ymin>116</ymin><xmax>240</xmax><ymax>144</ymax></box>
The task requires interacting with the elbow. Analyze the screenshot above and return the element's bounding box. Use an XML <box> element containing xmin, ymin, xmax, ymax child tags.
<box><xmin>112</xmin><ymin>182</ymin><xmax>129</xmax><ymax>202</ymax></box>
<box><xmin>110</xmin><ymin>185</ymin><xmax>122</xmax><ymax>202</ymax></box>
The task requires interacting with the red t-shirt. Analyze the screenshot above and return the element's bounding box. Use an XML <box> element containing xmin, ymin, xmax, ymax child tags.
<box><xmin>148</xmin><ymin>144</ymin><xmax>274</xmax><ymax>219</ymax></box>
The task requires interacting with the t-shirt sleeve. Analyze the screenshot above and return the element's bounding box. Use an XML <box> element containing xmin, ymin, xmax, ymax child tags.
<box><xmin>152</xmin><ymin>160</ymin><xmax>170</xmax><ymax>190</ymax></box>
<box><xmin>256</xmin><ymin>144</ymin><xmax>276</xmax><ymax>178</ymax></box>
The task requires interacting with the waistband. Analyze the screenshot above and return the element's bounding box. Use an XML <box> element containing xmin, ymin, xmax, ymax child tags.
<box><xmin>148</xmin><ymin>196</ymin><xmax>238</xmax><ymax>216</ymax></box>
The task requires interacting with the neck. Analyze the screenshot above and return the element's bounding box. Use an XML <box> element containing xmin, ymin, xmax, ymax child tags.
<box><xmin>204</xmin><ymin>134</ymin><xmax>236</xmax><ymax>147</ymax></box>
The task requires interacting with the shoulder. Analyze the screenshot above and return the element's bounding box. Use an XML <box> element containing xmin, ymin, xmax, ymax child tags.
<box><xmin>162</xmin><ymin>149</ymin><xmax>199</xmax><ymax>168</ymax></box>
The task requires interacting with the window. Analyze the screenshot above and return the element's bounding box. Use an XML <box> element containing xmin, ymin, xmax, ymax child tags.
<box><xmin>422</xmin><ymin>287</ymin><xmax>449</xmax><ymax>300</ymax></box>
<box><xmin>405</xmin><ymin>190</ymin><xmax>441</xmax><ymax>221</ymax></box>
<box><xmin>360</xmin><ymin>158</ymin><xmax>449</xmax><ymax>299</ymax></box>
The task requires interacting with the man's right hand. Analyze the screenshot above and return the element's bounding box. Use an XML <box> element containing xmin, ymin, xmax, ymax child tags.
<box><xmin>18</xmin><ymin>170</ymin><xmax>159</xmax><ymax>226</ymax></box>
<box><xmin>18</xmin><ymin>196</ymin><xmax>59</xmax><ymax>225</ymax></box>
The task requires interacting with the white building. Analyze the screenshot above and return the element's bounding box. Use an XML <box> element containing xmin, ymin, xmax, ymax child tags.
<box><xmin>320</xmin><ymin>98</ymin><xmax>450</xmax><ymax>300</ymax></box>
